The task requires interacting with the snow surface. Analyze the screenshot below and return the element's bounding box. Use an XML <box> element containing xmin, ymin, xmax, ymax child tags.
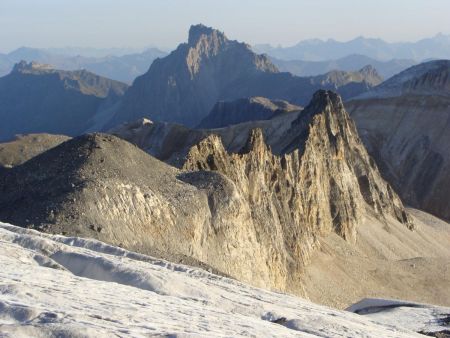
<box><xmin>0</xmin><ymin>222</ymin><xmax>447</xmax><ymax>337</ymax></box>
<box><xmin>347</xmin><ymin>298</ymin><xmax>450</xmax><ymax>335</ymax></box>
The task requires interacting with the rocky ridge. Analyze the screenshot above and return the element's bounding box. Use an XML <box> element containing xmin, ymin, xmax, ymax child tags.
<box><xmin>0</xmin><ymin>48</ymin><xmax>168</xmax><ymax>83</ymax></box>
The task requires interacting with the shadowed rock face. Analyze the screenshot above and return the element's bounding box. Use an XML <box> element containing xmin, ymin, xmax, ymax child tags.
<box><xmin>0</xmin><ymin>61</ymin><xmax>128</xmax><ymax>141</ymax></box>
<box><xmin>109</xmin><ymin>24</ymin><xmax>379</xmax><ymax>128</ymax></box>
<box><xmin>0</xmin><ymin>91</ymin><xmax>412</xmax><ymax>295</ymax></box>
<box><xmin>347</xmin><ymin>60</ymin><xmax>450</xmax><ymax>221</ymax></box>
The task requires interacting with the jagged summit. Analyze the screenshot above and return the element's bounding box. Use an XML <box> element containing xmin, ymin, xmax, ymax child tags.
<box><xmin>304</xmin><ymin>89</ymin><xmax>342</xmax><ymax>113</ymax></box>
<box><xmin>184</xmin><ymin>23</ymin><xmax>277</xmax><ymax>76</ymax></box>
<box><xmin>187</xmin><ymin>24</ymin><xmax>227</xmax><ymax>46</ymax></box>
<box><xmin>238</xmin><ymin>128</ymin><xmax>268</xmax><ymax>155</ymax></box>
<box><xmin>1</xmin><ymin>90</ymin><xmax>416</xmax><ymax>301</ymax></box>
<box><xmin>284</xmin><ymin>89</ymin><xmax>345</xmax><ymax>137</ymax></box>
<box><xmin>110</xmin><ymin>24</ymin><xmax>280</xmax><ymax>127</ymax></box>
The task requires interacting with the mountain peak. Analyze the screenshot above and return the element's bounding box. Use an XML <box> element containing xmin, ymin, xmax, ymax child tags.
<box><xmin>239</xmin><ymin>128</ymin><xmax>268</xmax><ymax>155</ymax></box>
<box><xmin>308</xmin><ymin>89</ymin><xmax>343</xmax><ymax>113</ymax></box>
<box><xmin>188</xmin><ymin>24</ymin><xmax>227</xmax><ymax>46</ymax></box>
<box><xmin>358</xmin><ymin>65</ymin><xmax>382</xmax><ymax>82</ymax></box>
<box><xmin>359</xmin><ymin>64</ymin><xmax>376</xmax><ymax>74</ymax></box>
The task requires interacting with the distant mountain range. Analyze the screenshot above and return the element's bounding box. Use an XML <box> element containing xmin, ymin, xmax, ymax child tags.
<box><xmin>271</xmin><ymin>54</ymin><xmax>417</xmax><ymax>79</ymax></box>
<box><xmin>254</xmin><ymin>33</ymin><xmax>450</xmax><ymax>61</ymax></box>
<box><xmin>2</xmin><ymin>33</ymin><xmax>449</xmax><ymax>84</ymax></box>
<box><xmin>0</xmin><ymin>26</ymin><xmax>383</xmax><ymax>141</ymax></box>
<box><xmin>0</xmin><ymin>47</ymin><xmax>167</xmax><ymax>83</ymax></box>
<box><xmin>43</xmin><ymin>46</ymin><xmax>151</xmax><ymax>58</ymax></box>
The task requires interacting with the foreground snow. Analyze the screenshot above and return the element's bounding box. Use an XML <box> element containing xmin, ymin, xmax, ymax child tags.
<box><xmin>0</xmin><ymin>223</ymin><xmax>447</xmax><ymax>337</ymax></box>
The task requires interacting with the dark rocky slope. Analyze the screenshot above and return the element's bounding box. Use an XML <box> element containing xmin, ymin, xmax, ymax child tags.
<box><xmin>0</xmin><ymin>61</ymin><xmax>128</xmax><ymax>141</ymax></box>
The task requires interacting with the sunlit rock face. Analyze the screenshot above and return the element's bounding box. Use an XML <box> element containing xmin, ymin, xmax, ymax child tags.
<box><xmin>183</xmin><ymin>90</ymin><xmax>412</xmax><ymax>289</ymax></box>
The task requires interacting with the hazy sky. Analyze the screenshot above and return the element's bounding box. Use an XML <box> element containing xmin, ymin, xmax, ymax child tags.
<box><xmin>1</xmin><ymin>0</ymin><xmax>450</xmax><ymax>52</ymax></box>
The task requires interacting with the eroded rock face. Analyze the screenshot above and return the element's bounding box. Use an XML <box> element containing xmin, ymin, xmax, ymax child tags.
<box><xmin>109</xmin><ymin>110</ymin><xmax>302</xmax><ymax>167</ymax></box>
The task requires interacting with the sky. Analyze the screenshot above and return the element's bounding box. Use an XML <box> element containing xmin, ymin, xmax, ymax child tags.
<box><xmin>1</xmin><ymin>0</ymin><xmax>450</xmax><ymax>52</ymax></box>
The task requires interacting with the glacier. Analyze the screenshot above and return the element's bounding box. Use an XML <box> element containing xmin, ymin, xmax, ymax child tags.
<box><xmin>0</xmin><ymin>222</ymin><xmax>448</xmax><ymax>337</ymax></box>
